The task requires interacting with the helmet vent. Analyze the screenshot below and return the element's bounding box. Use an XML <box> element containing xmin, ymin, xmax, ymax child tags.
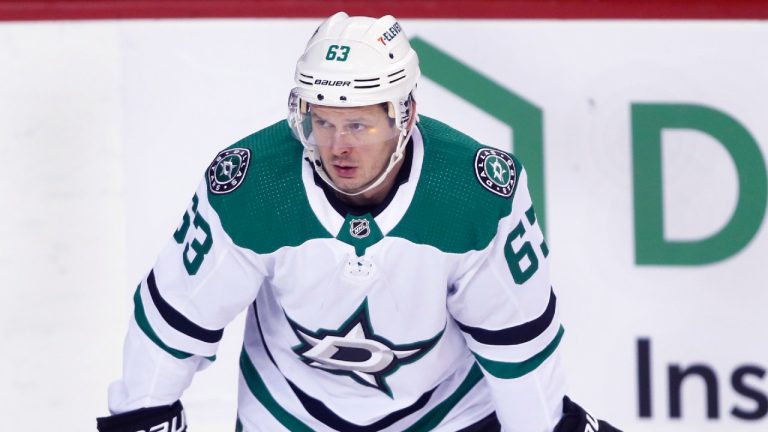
<box><xmin>389</xmin><ymin>75</ymin><xmax>406</xmax><ymax>84</ymax></box>
<box><xmin>299</xmin><ymin>73</ymin><xmax>314</xmax><ymax>86</ymax></box>
<box><xmin>388</xmin><ymin>69</ymin><xmax>405</xmax><ymax>78</ymax></box>
<box><xmin>353</xmin><ymin>77</ymin><xmax>380</xmax><ymax>89</ymax></box>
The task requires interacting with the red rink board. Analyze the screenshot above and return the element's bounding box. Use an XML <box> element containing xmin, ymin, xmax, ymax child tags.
<box><xmin>0</xmin><ymin>0</ymin><xmax>767</xmax><ymax>21</ymax></box>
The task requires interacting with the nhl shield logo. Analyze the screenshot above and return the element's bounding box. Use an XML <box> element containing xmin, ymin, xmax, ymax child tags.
<box><xmin>207</xmin><ymin>148</ymin><xmax>251</xmax><ymax>194</ymax></box>
<box><xmin>474</xmin><ymin>148</ymin><xmax>516</xmax><ymax>198</ymax></box>
<box><xmin>349</xmin><ymin>219</ymin><xmax>370</xmax><ymax>239</ymax></box>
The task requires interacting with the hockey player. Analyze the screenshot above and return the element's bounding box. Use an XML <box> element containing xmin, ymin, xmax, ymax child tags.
<box><xmin>97</xmin><ymin>12</ymin><xmax>620</xmax><ymax>432</ymax></box>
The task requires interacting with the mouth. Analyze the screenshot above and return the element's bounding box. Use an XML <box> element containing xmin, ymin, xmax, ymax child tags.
<box><xmin>333</xmin><ymin>164</ymin><xmax>357</xmax><ymax>178</ymax></box>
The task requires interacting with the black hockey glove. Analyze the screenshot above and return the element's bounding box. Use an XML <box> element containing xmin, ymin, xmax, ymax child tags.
<box><xmin>96</xmin><ymin>400</ymin><xmax>186</xmax><ymax>432</ymax></box>
<box><xmin>553</xmin><ymin>396</ymin><xmax>622</xmax><ymax>432</ymax></box>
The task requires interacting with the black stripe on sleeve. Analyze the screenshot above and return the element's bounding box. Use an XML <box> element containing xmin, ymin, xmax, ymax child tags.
<box><xmin>146</xmin><ymin>270</ymin><xmax>224</xmax><ymax>344</ymax></box>
<box><xmin>456</xmin><ymin>287</ymin><xmax>556</xmax><ymax>346</ymax></box>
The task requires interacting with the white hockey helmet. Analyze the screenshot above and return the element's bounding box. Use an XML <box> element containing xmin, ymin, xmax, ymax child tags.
<box><xmin>288</xmin><ymin>12</ymin><xmax>420</xmax><ymax>196</ymax></box>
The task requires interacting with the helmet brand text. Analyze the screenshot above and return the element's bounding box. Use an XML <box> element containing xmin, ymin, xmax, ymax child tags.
<box><xmin>314</xmin><ymin>79</ymin><xmax>352</xmax><ymax>87</ymax></box>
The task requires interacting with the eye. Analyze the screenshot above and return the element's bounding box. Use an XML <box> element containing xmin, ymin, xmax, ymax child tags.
<box><xmin>313</xmin><ymin>118</ymin><xmax>332</xmax><ymax>129</ymax></box>
<box><xmin>349</xmin><ymin>122</ymin><xmax>367</xmax><ymax>132</ymax></box>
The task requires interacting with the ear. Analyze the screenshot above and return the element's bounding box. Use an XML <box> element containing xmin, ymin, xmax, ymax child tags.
<box><xmin>406</xmin><ymin>98</ymin><xmax>418</xmax><ymax>130</ymax></box>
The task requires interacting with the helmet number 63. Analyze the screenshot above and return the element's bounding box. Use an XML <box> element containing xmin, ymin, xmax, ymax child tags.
<box><xmin>325</xmin><ymin>45</ymin><xmax>350</xmax><ymax>62</ymax></box>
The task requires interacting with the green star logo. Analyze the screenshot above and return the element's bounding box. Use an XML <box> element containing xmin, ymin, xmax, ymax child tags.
<box><xmin>286</xmin><ymin>299</ymin><xmax>444</xmax><ymax>397</ymax></box>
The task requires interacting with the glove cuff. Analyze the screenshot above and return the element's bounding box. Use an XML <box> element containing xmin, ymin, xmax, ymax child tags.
<box><xmin>554</xmin><ymin>396</ymin><xmax>622</xmax><ymax>432</ymax></box>
<box><xmin>96</xmin><ymin>400</ymin><xmax>186</xmax><ymax>432</ymax></box>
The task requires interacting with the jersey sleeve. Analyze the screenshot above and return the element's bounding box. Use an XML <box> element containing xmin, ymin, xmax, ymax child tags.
<box><xmin>108</xmin><ymin>178</ymin><xmax>267</xmax><ymax>414</ymax></box>
<box><xmin>447</xmin><ymin>162</ymin><xmax>567</xmax><ymax>432</ymax></box>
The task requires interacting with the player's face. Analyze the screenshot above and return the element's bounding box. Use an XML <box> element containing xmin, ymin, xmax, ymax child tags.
<box><xmin>311</xmin><ymin>104</ymin><xmax>399</xmax><ymax>194</ymax></box>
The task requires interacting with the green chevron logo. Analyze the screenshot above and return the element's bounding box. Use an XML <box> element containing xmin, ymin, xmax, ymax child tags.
<box><xmin>411</xmin><ymin>37</ymin><xmax>546</xmax><ymax>232</ymax></box>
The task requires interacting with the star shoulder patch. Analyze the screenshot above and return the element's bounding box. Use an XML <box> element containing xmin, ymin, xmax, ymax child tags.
<box><xmin>207</xmin><ymin>148</ymin><xmax>251</xmax><ymax>194</ymax></box>
<box><xmin>286</xmin><ymin>299</ymin><xmax>444</xmax><ymax>398</ymax></box>
<box><xmin>474</xmin><ymin>147</ymin><xmax>516</xmax><ymax>198</ymax></box>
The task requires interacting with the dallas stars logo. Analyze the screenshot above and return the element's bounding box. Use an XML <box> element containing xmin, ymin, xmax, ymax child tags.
<box><xmin>474</xmin><ymin>147</ymin><xmax>516</xmax><ymax>198</ymax></box>
<box><xmin>207</xmin><ymin>148</ymin><xmax>251</xmax><ymax>194</ymax></box>
<box><xmin>286</xmin><ymin>299</ymin><xmax>443</xmax><ymax>397</ymax></box>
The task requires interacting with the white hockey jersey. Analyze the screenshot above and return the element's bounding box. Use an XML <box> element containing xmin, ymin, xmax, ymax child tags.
<box><xmin>108</xmin><ymin>116</ymin><xmax>567</xmax><ymax>431</ymax></box>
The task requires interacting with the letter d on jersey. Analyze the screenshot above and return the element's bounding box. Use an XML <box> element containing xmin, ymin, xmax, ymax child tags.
<box><xmin>301</xmin><ymin>331</ymin><xmax>409</xmax><ymax>374</ymax></box>
<box><xmin>632</xmin><ymin>104</ymin><xmax>767</xmax><ymax>265</ymax></box>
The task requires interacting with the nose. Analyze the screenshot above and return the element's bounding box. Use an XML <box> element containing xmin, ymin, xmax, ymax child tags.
<box><xmin>330</xmin><ymin>130</ymin><xmax>355</xmax><ymax>154</ymax></box>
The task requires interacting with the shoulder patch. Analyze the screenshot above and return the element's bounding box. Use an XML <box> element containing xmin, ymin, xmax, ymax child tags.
<box><xmin>474</xmin><ymin>147</ymin><xmax>516</xmax><ymax>197</ymax></box>
<box><xmin>207</xmin><ymin>148</ymin><xmax>251</xmax><ymax>194</ymax></box>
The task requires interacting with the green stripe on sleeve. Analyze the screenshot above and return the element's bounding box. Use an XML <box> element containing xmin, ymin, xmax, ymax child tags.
<box><xmin>133</xmin><ymin>286</ymin><xmax>216</xmax><ymax>362</ymax></box>
<box><xmin>473</xmin><ymin>325</ymin><xmax>564</xmax><ymax>379</ymax></box>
